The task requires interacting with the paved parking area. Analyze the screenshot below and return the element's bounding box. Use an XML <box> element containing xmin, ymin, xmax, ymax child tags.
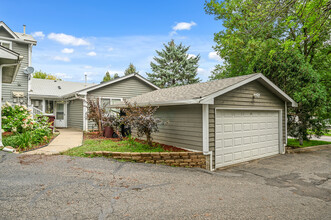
<box><xmin>0</xmin><ymin>149</ymin><xmax>330</xmax><ymax>219</ymax></box>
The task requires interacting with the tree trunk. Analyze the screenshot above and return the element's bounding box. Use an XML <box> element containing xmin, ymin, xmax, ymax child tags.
<box><xmin>146</xmin><ymin>133</ymin><xmax>152</xmax><ymax>147</ymax></box>
<box><xmin>299</xmin><ymin>136</ymin><xmax>303</xmax><ymax>146</ymax></box>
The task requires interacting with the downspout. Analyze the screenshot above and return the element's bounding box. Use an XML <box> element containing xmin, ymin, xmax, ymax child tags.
<box><xmin>285</xmin><ymin>102</ymin><xmax>288</xmax><ymax>148</ymax></box>
<box><xmin>202</xmin><ymin>104</ymin><xmax>214</xmax><ymax>171</ymax></box>
<box><xmin>0</xmin><ymin>59</ymin><xmax>22</xmax><ymax>147</ymax></box>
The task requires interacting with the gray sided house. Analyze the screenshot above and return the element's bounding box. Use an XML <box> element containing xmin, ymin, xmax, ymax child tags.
<box><xmin>113</xmin><ymin>73</ymin><xmax>297</xmax><ymax>170</ymax></box>
<box><xmin>29</xmin><ymin>74</ymin><xmax>159</xmax><ymax>130</ymax></box>
<box><xmin>0</xmin><ymin>21</ymin><xmax>37</xmax><ymax>106</ymax></box>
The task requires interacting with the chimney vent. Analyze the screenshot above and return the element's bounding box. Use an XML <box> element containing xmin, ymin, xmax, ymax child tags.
<box><xmin>23</xmin><ymin>25</ymin><xmax>26</xmax><ymax>35</ymax></box>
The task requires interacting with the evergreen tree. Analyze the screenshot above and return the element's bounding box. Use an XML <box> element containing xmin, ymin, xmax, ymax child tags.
<box><xmin>113</xmin><ymin>73</ymin><xmax>120</xmax><ymax>79</ymax></box>
<box><xmin>147</xmin><ymin>40</ymin><xmax>200</xmax><ymax>88</ymax></box>
<box><xmin>124</xmin><ymin>63</ymin><xmax>138</xmax><ymax>76</ymax></box>
<box><xmin>102</xmin><ymin>71</ymin><xmax>111</xmax><ymax>82</ymax></box>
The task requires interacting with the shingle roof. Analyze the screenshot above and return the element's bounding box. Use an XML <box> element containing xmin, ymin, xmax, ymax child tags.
<box><xmin>123</xmin><ymin>73</ymin><xmax>259</xmax><ymax>105</ymax></box>
<box><xmin>30</xmin><ymin>78</ymin><xmax>96</xmax><ymax>98</ymax></box>
<box><xmin>14</xmin><ymin>32</ymin><xmax>37</xmax><ymax>43</ymax></box>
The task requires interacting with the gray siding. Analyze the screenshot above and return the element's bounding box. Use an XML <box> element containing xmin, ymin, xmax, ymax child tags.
<box><xmin>87</xmin><ymin>77</ymin><xmax>156</xmax><ymax>130</ymax></box>
<box><xmin>88</xmin><ymin>77</ymin><xmax>155</xmax><ymax>99</ymax></box>
<box><xmin>0</xmin><ymin>27</ymin><xmax>13</xmax><ymax>38</ymax></box>
<box><xmin>133</xmin><ymin>105</ymin><xmax>203</xmax><ymax>151</ymax></box>
<box><xmin>68</xmin><ymin>99</ymin><xmax>83</xmax><ymax>130</ymax></box>
<box><xmin>209</xmin><ymin>81</ymin><xmax>286</xmax><ymax>168</ymax></box>
<box><xmin>1</xmin><ymin>42</ymin><xmax>29</xmax><ymax>105</ymax></box>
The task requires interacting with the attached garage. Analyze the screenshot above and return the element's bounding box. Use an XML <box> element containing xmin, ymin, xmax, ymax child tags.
<box><xmin>113</xmin><ymin>73</ymin><xmax>297</xmax><ymax>170</ymax></box>
<box><xmin>215</xmin><ymin>109</ymin><xmax>281</xmax><ymax>168</ymax></box>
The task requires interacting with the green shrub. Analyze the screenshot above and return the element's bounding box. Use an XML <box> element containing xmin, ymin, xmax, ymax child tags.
<box><xmin>1</xmin><ymin>102</ymin><xmax>51</xmax><ymax>133</ymax></box>
<box><xmin>3</xmin><ymin>129</ymin><xmax>53</xmax><ymax>151</ymax></box>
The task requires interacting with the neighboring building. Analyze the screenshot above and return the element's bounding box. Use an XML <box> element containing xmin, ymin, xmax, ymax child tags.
<box><xmin>113</xmin><ymin>73</ymin><xmax>297</xmax><ymax>170</ymax></box>
<box><xmin>0</xmin><ymin>21</ymin><xmax>37</xmax><ymax>106</ymax></box>
<box><xmin>29</xmin><ymin>74</ymin><xmax>159</xmax><ymax>130</ymax></box>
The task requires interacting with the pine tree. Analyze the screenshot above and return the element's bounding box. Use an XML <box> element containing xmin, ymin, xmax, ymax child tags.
<box><xmin>124</xmin><ymin>63</ymin><xmax>138</xmax><ymax>76</ymax></box>
<box><xmin>147</xmin><ymin>40</ymin><xmax>200</xmax><ymax>88</ymax></box>
<box><xmin>102</xmin><ymin>71</ymin><xmax>111</xmax><ymax>82</ymax></box>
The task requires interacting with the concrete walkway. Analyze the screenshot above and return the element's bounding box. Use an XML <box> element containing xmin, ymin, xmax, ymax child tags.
<box><xmin>24</xmin><ymin>128</ymin><xmax>83</xmax><ymax>155</ymax></box>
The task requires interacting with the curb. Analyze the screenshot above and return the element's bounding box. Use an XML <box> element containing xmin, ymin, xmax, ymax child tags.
<box><xmin>286</xmin><ymin>144</ymin><xmax>331</xmax><ymax>154</ymax></box>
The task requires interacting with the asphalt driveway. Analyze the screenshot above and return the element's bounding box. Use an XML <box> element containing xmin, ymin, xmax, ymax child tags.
<box><xmin>0</xmin><ymin>149</ymin><xmax>330</xmax><ymax>220</ymax></box>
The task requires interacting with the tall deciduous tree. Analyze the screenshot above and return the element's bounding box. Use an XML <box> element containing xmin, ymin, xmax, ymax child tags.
<box><xmin>147</xmin><ymin>40</ymin><xmax>201</xmax><ymax>88</ymax></box>
<box><xmin>205</xmin><ymin>0</ymin><xmax>330</xmax><ymax>143</ymax></box>
<box><xmin>33</xmin><ymin>70</ymin><xmax>61</xmax><ymax>81</ymax></box>
<box><xmin>124</xmin><ymin>63</ymin><xmax>138</xmax><ymax>76</ymax></box>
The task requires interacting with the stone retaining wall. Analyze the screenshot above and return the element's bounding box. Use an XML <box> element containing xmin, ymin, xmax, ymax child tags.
<box><xmin>85</xmin><ymin>151</ymin><xmax>208</xmax><ymax>169</ymax></box>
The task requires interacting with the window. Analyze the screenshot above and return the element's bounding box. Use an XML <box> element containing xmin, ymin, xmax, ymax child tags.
<box><xmin>100</xmin><ymin>98</ymin><xmax>122</xmax><ymax>115</ymax></box>
<box><xmin>0</xmin><ymin>40</ymin><xmax>12</xmax><ymax>49</ymax></box>
<box><xmin>45</xmin><ymin>100</ymin><xmax>54</xmax><ymax>114</ymax></box>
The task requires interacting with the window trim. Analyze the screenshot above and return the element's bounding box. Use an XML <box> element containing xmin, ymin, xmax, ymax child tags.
<box><xmin>0</xmin><ymin>40</ymin><xmax>12</xmax><ymax>50</ymax></box>
<box><xmin>99</xmin><ymin>97</ymin><xmax>123</xmax><ymax>115</ymax></box>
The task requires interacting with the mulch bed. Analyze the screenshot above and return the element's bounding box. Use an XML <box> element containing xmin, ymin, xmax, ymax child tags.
<box><xmin>84</xmin><ymin>132</ymin><xmax>188</xmax><ymax>152</ymax></box>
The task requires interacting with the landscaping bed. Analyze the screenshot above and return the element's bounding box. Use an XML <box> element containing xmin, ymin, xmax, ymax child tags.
<box><xmin>62</xmin><ymin>133</ymin><xmax>207</xmax><ymax>168</ymax></box>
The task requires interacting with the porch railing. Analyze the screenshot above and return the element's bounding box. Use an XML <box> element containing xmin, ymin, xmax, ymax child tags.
<box><xmin>32</xmin><ymin>106</ymin><xmax>43</xmax><ymax>118</ymax></box>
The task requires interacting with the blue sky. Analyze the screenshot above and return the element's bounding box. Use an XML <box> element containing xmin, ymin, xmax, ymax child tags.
<box><xmin>1</xmin><ymin>0</ymin><xmax>224</xmax><ymax>83</ymax></box>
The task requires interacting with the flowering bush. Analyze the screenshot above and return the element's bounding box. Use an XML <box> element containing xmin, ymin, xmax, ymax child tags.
<box><xmin>1</xmin><ymin>102</ymin><xmax>51</xmax><ymax>133</ymax></box>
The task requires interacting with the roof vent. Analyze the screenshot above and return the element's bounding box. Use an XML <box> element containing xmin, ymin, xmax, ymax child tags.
<box><xmin>58</xmin><ymin>86</ymin><xmax>61</xmax><ymax>89</ymax></box>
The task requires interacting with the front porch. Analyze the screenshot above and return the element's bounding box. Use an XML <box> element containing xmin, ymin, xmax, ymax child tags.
<box><xmin>31</xmin><ymin>98</ymin><xmax>68</xmax><ymax>128</ymax></box>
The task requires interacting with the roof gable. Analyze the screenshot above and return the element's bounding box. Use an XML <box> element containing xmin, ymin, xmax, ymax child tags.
<box><xmin>76</xmin><ymin>73</ymin><xmax>159</xmax><ymax>95</ymax></box>
<box><xmin>114</xmin><ymin>73</ymin><xmax>297</xmax><ymax>107</ymax></box>
<box><xmin>0</xmin><ymin>22</ymin><xmax>19</xmax><ymax>39</ymax></box>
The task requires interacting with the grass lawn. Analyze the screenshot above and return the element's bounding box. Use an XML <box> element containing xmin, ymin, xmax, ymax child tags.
<box><xmin>62</xmin><ymin>139</ymin><xmax>169</xmax><ymax>157</ymax></box>
<box><xmin>287</xmin><ymin>138</ymin><xmax>331</xmax><ymax>148</ymax></box>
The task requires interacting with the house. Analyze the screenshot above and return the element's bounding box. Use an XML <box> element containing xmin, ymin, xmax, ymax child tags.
<box><xmin>112</xmin><ymin>73</ymin><xmax>297</xmax><ymax>170</ymax></box>
<box><xmin>29</xmin><ymin>74</ymin><xmax>159</xmax><ymax>129</ymax></box>
<box><xmin>0</xmin><ymin>21</ymin><xmax>37</xmax><ymax>106</ymax></box>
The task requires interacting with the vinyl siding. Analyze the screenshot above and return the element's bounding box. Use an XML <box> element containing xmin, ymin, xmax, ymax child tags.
<box><xmin>88</xmin><ymin>77</ymin><xmax>155</xmax><ymax>98</ymax></box>
<box><xmin>0</xmin><ymin>27</ymin><xmax>13</xmax><ymax>38</ymax></box>
<box><xmin>209</xmin><ymin>81</ymin><xmax>286</xmax><ymax>169</ymax></box>
<box><xmin>87</xmin><ymin>77</ymin><xmax>156</xmax><ymax>130</ymax></box>
<box><xmin>132</xmin><ymin>105</ymin><xmax>203</xmax><ymax>151</ymax></box>
<box><xmin>1</xmin><ymin>42</ymin><xmax>29</xmax><ymax>105</ymax></box>
<box><xmin>67</xmin><ymin>99</ymin><xmax>83</xmax><ymax>130</ymax></box>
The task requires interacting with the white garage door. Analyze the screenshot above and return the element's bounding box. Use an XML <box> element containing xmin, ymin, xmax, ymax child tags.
<box><xmin>215</xmin><ymin>110</ymin><xmax>280</xmax><ymax>168</ymax></box>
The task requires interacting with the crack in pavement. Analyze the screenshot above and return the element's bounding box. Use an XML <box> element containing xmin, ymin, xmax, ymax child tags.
<box><xmin>98</xmin><ymin>182</ymin><xmax>170</xmax><ymax>220</ymax></box>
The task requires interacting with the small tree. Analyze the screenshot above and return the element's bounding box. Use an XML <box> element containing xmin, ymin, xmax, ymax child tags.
<box><xmin>86</xmin><ymin>98</ymin><xmax>105</xmax><ymax>134</ymax></box>
<box><xmin>124</xmin><ymin>63</ymin><xmax>138</xmax><ymax>76</ymax></box>
<box><xmin>121</xmin><ymin>100</ymin><xmax>162</xmax><ymax>146</ymax></box>
<box><xmin>102</xmin><ymin>71</ymin><xmax>112</xmax><ymax>82</ymax></box>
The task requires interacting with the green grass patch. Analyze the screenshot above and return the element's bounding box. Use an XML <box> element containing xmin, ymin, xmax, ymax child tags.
<box><xmin>287</xmin><ymin>138</ymin><xmax>331</xmax><ymax>148</ymax></box>
<box><xmin>62</xmin><ymin>139</ymin><xmax>168</xmax><ymax>157</ymax></box>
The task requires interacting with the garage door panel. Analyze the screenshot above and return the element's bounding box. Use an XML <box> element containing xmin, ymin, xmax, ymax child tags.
<box><xmin>215</xmin><ymin>109</ymin><xmax>280</xmax><ymax>168</ymax></box>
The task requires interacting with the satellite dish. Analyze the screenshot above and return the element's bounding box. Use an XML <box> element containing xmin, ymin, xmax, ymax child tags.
<box><xmin>24</xmin><ymin>67</ymin><xmax>34</xmax><ymax>75</ymax></box>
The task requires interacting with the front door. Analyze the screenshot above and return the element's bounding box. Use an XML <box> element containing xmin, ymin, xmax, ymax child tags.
<box><xmin>54</xmin><ymin>102</ymin><xmax>67</xmax><ymax>128</ymax></box>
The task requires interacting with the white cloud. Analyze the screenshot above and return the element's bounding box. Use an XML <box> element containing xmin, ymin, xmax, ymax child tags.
<box><xmin>173</xmin><ymin>21</ymin><xmax>196</xmax><ymax>31</ymax></box>
<box><xmin>84</xmin><ymin>65</ymin><xmax>93</xmax><ymax>69</ymax></box>
<box><xmin>108</xmin><ymin>47</ymin><xmax>114</xmax><ymax>51</ymax></box>
<box><xmin>87</xmin><ymin>51</ymin><xmax>97</xmax><ymax>56</ymax></box>
<box><xmin>48</xmin><ymin>33</ymin><xmax>90</xmax><ymax>46</ymax></box>
<box><xmin>32</xmin><ymin>31</ymin><xmax>45</xmax><ymax>39</ymax></box>
<box><xmin>61</xmin><ymin>48</ymin><xmax>74</xmax><ymax>54</ymax></box>
<box><xmin>208</xmin><ymin>51</ymin><xmax>223</xmax><ymax>62</ymax></box>
<box><xmin>188</xmin><ymin>54</ymin><xmax>196</xmax><ymax>59</ymax></box>
<box><xmin>53</xmin><ymin>56</ymin><xmax>70</xmax><ymax>62</ymax></box>
<box><xmin>54</xmin><ymin>73</ymin><xmax>72</xmax><ymax>79</ymax></box>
